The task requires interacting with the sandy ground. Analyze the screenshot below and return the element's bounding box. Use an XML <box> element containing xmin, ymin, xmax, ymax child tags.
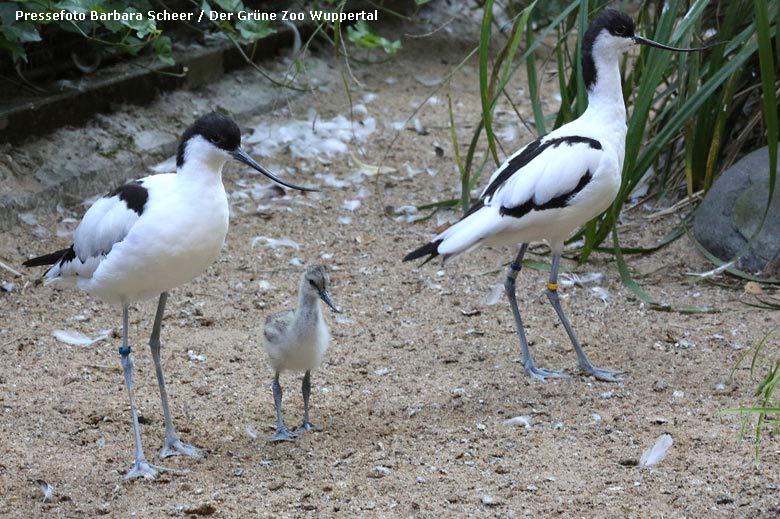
<box><xmin>1</xmin><ymin>12</ymin><xmax>779</xmax><ymax>519</ymax></box>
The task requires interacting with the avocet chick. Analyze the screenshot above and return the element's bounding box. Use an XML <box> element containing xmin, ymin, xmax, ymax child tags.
<box><xmin>263</xmin><ymin>265</ymin><xmax>340</xmax><ymax>441</ymax></box>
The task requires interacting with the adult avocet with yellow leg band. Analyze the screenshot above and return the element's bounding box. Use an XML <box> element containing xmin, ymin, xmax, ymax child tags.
<box><xmin>404</xmin><ymin>9</ymin><xmax>711</xmax><ymax>382</ymax></box>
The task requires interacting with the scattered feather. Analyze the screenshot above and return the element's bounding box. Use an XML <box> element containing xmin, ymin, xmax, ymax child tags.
<box><xmin>371</xmin><ymin>466</ymin><xmax>392</xmax><ymax>477</ymax></box>
<box><xmin>36</xmin><ymin>480</ymin><xmax>54</xmax><ymax>503</ymax></box>
<box><xmin>639</xmin><ymin>434</ymin><xmax>673</xmax><ymax>468</ymax></box>
<box><xmin>414</xmin><ymin>74</ymin><xmax>442</xmax><ymax>87</ymax></box>
<box><xmin>187</xmin><ymin>350</ymin><xmax>206</xmax><ymax>363</ymax></box>
<box><xmin>590</xmin><ymin>287</ymin><xmax>610</xmax><ymax>302</ymax></box>
<box><xmin>247</xmin><ymin>113</ymin><xmax>376</xmax><ymax>159</ymax></box>
<box><xmin>251</xmin><ymin>236</ymin><xmax>300</xmax><ymax>250</ymax></box>
<box><xmin>314</xmin><ymin>173</ymin><xmax>350</xmax><ymax>188</ymax></box>
<box><xmin>503</xmin><ymin>416</ymin><xmax>531</xmax><ymax>429</ymax></box>
<box><xmin>411</xmin><ymin>118</ymin><xmax>428</xmax><ymax>135</ymax></box>
<box><xmin>481</xmin><ymin>494</ymin><xmax>499</xmax><ymax>506</ymax></box>
<box><xmin>559</xmin><ymin>272</ymin><xmax>604</xmax><ymax>287</ymax></box>
<box><xmin>388</xmin><ymin>120</ymin><xmax>406</xmax><ymax>131</ymax></box>
<box><xmin>405</xmin><ymin>164</ymin><xmax>423</xmax><ymax>177</ymax></box>
<box><xmin>393</xmin><ymin>205</ymin><xmax>424</xmax><ymax>223</ymax></box>
<box><xmin>485</xmin><ymin>283</ymin><xmax>505</xmax><ymax>306</ymax></box>
<box><xmin>53</xmin><ymin>329</ymin><xmax>111</xmax><ymax>347</ymax></box>
<box><xmin>342</xmin><ymin>200</ymin><xmax>361</xmax><ymax>212</ymax></box>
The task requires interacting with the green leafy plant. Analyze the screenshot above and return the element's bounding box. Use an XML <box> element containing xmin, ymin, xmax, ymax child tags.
<box><xmin>346</xmin><ymin>19</ymin><xmax>399</xmax><ymax>55</ymax></box>
<box><xmin>201</xmin><ymin>0</ymin><xmax>275</xmax><ymax>43</ymax></box>
<box><xmin>725</xmin><ymin>325</ymin><xmax>780</xmax><ymax>463</ymax></box>
<box><xmin>2</xmin><ymin>0</ymin><xmax>175</xmax><ymax>64</ymax></box>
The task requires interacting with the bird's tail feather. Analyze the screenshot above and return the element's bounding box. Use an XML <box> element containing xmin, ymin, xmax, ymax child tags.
<box><xmin>23</xmin><ymin>247</ymin><xmax>72</xmax><ymax>268</ymax></box>
<box><xmin>404</xmin><ymin>202</ymin><xmax>498</xmax><ymax>265</ymax></box>
<box><xmin>403</xmin><ymin>239</ymin><xmax>443</xmax><ymax>264</ymax></box>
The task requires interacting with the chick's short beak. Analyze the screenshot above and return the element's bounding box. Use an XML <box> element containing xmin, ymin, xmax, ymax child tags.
<box><xmin>319</xmin><ymin>289</ymin><xmax>342</xmax><ymax>314</ymax></box>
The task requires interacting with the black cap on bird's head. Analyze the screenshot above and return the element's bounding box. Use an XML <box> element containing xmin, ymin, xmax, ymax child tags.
<box><xmin>176</xmin><ymin>112</ymin><xmax>317</xmax><ymax>192</ymax></box>
<box><xmin>585</xmin><ymin>8</ymin><xmax>636</xmax><ymax>43</ymax></box>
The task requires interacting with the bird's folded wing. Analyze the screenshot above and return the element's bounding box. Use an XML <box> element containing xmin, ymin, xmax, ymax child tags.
<box><xmin>264</xmin><ymin>310</ymin><xmax>295</xmax><ymax>342</ymax></box>
<box><xmin>481</xmin><ymin>135</ymin><xmax>604</xmax><ymax>215</ymax></box>
<box><xmin>72</xmin><ymin>181</ymin><xmax>148</xmax><ymax>261</ymax></box>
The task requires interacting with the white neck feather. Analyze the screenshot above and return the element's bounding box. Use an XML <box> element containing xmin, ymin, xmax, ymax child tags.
<box><xmin>177</xmin><ymin>136</ymin><xmax>228</xmax><ymax>184</ymax></box>
<box><xmin>584</xmin><ymin>47</ymin><xmax>627</xmax><ymax>123</ymax></box>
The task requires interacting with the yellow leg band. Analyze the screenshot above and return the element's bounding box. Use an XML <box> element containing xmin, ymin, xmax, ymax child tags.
<box><xmin>546</xmin><ymin>283</ymin><xmax>559</xmax><ymax>291</ymax></box>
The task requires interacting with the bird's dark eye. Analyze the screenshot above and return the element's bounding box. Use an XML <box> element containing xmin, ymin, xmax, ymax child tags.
<box><xmin>309</xmin><ymin>279</ymin><xmax>317</xmax><ymax>288</ymax></box>
<box><xmin>615</xmin><ymin>25</ymin><xmax>626</xmax><ymax>36</ymax></box>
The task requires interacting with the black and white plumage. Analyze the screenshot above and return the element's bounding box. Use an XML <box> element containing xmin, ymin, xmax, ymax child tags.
<box><xmin>405</xmin><ymin>9</ymin><xmax>708</xmax><ymax>382</ymax></box>
<box><xmin>23</xmin><ymin>112</ymin><xmax>315</xmax><ymax>479</ymax></box>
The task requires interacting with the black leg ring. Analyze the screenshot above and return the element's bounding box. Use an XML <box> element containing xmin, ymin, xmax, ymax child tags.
<box><xmin>119</xmin><ymin>345</ymin><xmax>132</xmax><ymax>357</ymax></box>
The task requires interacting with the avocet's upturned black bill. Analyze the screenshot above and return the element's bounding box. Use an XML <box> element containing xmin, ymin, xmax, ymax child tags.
<box><xmin>230</xmin><ymin>148</ymin><xmax>318</xmax><ymax>192</ymax></box>
<box><xmin>22</xmin><ymin>111</ymin><xmax>313</xmax><ymax>479</ymax></box>
<box><xmin>403</xmin><ymin>8</ymin><xmax>712</xmax><ymax>383</ymax></box>
<box><xmin>633</xmin><ymin>35</ymin><xmax>712</xmax><ymax>52</ymax></box>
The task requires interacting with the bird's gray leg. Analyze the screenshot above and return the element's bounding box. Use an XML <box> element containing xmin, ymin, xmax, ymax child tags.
<box><xmin>545</xmin><ymin>254</ymin><xmax>622</xmax><ymax>382</ymax></box>
<box><xmin>149</xmin><ymin>293</ymin><xmax>204</xmax><ymax>459</ymax></box>
<box><xmin>505</xmin><ymin>245</ymin><xmax>570</xmax><ymax>382</ymax></box>
<box><xmin>119</xmin><ymin>304</ymin><xmax>169</xmax><ymax>480</ymax></box>
<box><xmin>271</xmin><ymin>372</ymin><xmax>296</xmax><ymax>442</ymax></box>
<box><xmin>295</xmin><ymin>370</ymin><xmax>319</xmax><ymax>433</ymax></box>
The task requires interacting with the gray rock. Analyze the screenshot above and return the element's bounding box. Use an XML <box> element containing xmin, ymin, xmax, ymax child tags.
<box><xmin>693</xmin><ymin>147</ymin><xmax>780</xmax><ymax>274</ymax></box>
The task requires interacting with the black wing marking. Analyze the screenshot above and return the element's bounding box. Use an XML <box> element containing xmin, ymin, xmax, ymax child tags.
<box><xmin>500</xmin><ymin>170</ymin><xmax>593</xmax><ymax>218</ymax></box>
<box><xmin>107</xmin><ymin>180</ymin><xmax>148</xmax><ymax>216</ymax></box>
<box><xmin>482</xmin><ymin>136</ymin><xmax>602</xmax><ymax>201</ymax></box>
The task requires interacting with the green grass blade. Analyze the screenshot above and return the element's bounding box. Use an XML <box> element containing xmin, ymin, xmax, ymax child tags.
<box><xmin>447</xmin><ymin>91</ymin><xmax>468</xmax><ymax>213</ymax></box>
<box><xmin>525</xmin><ymin>25</ymin><xmax>546</xmax><ymax>135</ymax></box>
<box><xmin>479</xmin><ymin>0</ymin><xmax>500</xmax><ymax>165</ymax></box>
<box><xmin>753</xmin><ymin>0</ymin><xmax>778</xmax><ymax>210</ymax></box>
<box><xmin>573</xmin><ymin>0</ymin><xmax>588</xmax><ymax>116</ymax></box>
